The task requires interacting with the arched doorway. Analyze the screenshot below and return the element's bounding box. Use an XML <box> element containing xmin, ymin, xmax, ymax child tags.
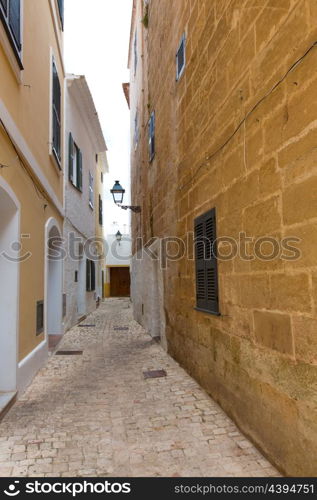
<box><xmin>0</xmin><ymin>180</ymin><xmax>19</xmax><ymax>393</ymax></box>
<box><xmin>45</xmin><ymin>219</ymin><xmax>63</xmax><ymax>337</ymax></box>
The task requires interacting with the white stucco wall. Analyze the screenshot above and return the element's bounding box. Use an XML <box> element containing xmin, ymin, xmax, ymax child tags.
<box><xmin>130</xmin><ymin>240</ymin><xmax>167</xmax><ymax>351</ymax></box>
<box><xmin>63</xmin><ymin>76</ymin><xmax>105</xmax><ymax>331</ymax></box>
<box><xmin>106</xmin><ymin>233</ymin><xmax>131</xmax><ymax>267</ymax></box>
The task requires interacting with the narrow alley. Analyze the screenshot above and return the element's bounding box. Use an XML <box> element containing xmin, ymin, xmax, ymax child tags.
<box><xmin>0</xmin><ymin>299</ymin><xmax>279</xmax><ymax>478</ymax></box>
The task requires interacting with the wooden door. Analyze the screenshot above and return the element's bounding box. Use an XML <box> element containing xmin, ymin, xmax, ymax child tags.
<box><xmin>110</xmin><ymin>267</ymin><xmax>131</xmax><ymax>297</ymax></box>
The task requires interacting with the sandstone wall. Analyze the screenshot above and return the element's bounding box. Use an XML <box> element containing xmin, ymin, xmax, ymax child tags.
<box><xmin>130</xmin><ymin>0</ymin><xmax>317</xmax><ymax>475</ymax></box>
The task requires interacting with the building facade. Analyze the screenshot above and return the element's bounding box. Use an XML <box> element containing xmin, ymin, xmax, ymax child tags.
<box><xmin>0</xmin><ymin>0</ymin><xmax>65</xmax><ymax>403</ymax></box>
<box><xmin>128</xmin><ymin>0</ymin><xmax>317</xmax><ymax>475</ymax></box>
<box><xmin>64</xmin><ymin>75</ymin><xmax>108</xmax><ymax>332</ymax></box>
<box><xmin>104</xmin><ymin>227</ymin><xmax>131</xmax><ymax>298</ymax></box>
<box><xmin>95</xmin><ymin>152</ymin><xmax>108</xmax><ymax>302</ymax></box>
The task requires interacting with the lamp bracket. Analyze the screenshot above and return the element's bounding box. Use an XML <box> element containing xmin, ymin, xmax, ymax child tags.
<box><xmin>117</xmin><ymin>204</ymin><xmax>141</xmax><ymax>213</ymax></box>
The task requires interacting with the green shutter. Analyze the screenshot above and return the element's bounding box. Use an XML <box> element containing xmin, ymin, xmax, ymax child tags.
<box><xmin>9</xmin><ymin>0</ymin><xmax>21</xmax><ymax>49</ymax></box>
<box><xmin>78</xmin><ymin>149</ymin><xmax>83</xmax><ymax>191</ymax></box>
<box><xmin>68</xmin><ymin>133</ymin><xmax>74</xmax><ymax>182</ymax></box>
<box><xmin>52</xmin><ymin>62</ymin><xmax>61</xmax><ymax>162</ymax></box>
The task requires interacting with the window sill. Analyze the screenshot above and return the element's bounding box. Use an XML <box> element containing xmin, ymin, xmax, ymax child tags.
<box><xmin>69</xmin><ymin>181</ymin><xmax>82</xmax><ymax>193</ymax></box>
<box><xmin>176</xmin><ymin>66</ymin><xmax>185</xmax><ymax>82</ymax></box>
<box><xmin>194</xmin><ymin>307</ymin><xmax>221</xmax><ymax>317</ymax></box>
<box><xmin>50</xmin><ymin>149</ymin><xmax>62</xmax><ymax>173</ymax></box>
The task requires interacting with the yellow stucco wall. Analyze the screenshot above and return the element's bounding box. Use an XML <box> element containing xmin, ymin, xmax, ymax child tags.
<box><xmin>0</xmin><ymin>0</ymin><xmax>64</xmax><ymax>361</ymax></box>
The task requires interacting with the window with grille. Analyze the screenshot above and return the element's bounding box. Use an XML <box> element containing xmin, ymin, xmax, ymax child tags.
<box><xmin>176</xmin><ymin>33</ymin><xmax>186</xmax><ymax>81</ymax></box>
<box><xmin>0</xmin><ymin>0</ymin><xmax>22</xmax><ymax>63</ymax></box>
<box><xmin>148</xmin><ymin>111</ymin><xmax>155</xmax><ymax>162</ymax></box>
<box><xmin>194</xmin><ymin>208</ymin><xmax>219</xmax><ymax>314</ymax></box>
<box><xmin>68</xmin><ymin>133</ymin><xmax>83</xmax><ymax>191</ymax></box>
<box><xmin>52</xmin><ymin>61</ymin><xmax>61</xmax><ymax>165</ymax></box>
<box><xmin>86</xmin><ymin>260</ymin><xmax>96</xmax><ymax>292</ymax></box>
<box><xmin>89</xmin><ymin>172</ymin><xmax>94</xmax><ymax>209</ymax></box>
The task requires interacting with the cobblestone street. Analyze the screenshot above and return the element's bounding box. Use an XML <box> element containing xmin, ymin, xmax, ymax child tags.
<box><xmin>0</xmin><ymin>299</ymin><xmax>279</xmax><ymax>477</ymax></box>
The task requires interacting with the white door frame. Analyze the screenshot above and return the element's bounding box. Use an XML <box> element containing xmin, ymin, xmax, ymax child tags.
<box><xmin>0</xmin><ymin>177</ymin><xmax>20</xmax><ymax>392</ymax></box>
<box><xmin>44</xmin><ymin>217</ymin><xmax>63</xmax><ymax>337</ymax></box>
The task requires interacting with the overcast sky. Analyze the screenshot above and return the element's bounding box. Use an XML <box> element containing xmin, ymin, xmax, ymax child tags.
<box><xmin>64</xmin><ymin>0</ymin><xmax>132</xmax><ymax>235</ymax></box>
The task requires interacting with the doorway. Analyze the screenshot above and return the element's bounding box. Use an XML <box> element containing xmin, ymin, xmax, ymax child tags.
<box><xmin>110</xmin><ymin>267</ymin><xmax>130</xmax><ymax>297</ymax></box>
<box><xmin>45</xmin><ymin>219</ymin><xmax>63</xmax><ymax>336</ymax></box>
<box><xmin>77</xmin><ymin>243</ymin><xmax>86</xmax><ymax>316</ymax></box>
<box><xmin>0</xmin><ymin>181</ymin><xmax>19</xmax><ymax>393</ymax></box>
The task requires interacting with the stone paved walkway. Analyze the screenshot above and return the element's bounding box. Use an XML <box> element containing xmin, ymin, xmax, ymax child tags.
<box><xmin>0</xmin><ymin>299</ymin><xmax>280</xmax><ymax>477</ymax></box>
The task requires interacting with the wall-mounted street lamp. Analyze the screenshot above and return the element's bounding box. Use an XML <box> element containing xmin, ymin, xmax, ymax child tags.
<box><xmin>116</xmin><ymin>230</ymin><xmax>122</xmax><ymax>245</ymax></box>
<box><xmin>110</xmin><ymin>180</ymin><xmax>141</xmax><ymax>213</ymax></box>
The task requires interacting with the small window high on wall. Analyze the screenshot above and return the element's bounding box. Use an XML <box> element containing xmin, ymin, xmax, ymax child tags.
<box><xmin>176</xmin><ymin>33</ymin><xmax>186</xmax><ymax>81</ymax></box>
<box><xmin>148</xmin><ymin>111</ymin><xmax>155</xmax><ymax>162</ymax></box>
<box><xmin>68</xmin><ymin>133</ymin><xmax>83</xmax><ymax>191</ymax></box>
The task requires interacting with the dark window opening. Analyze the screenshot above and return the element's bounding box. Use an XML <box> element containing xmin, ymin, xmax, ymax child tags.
<box><xmin>89</xmin><ymin>172</ymin><xmax>94</xmax><ymax>209</ymax></box>
<box><xmin>0</xmin><ymin>0</ymin><xmax>23</xmax><ymax>67</ymax></box>
<box><xmin>62</xmin><ymin>293</ymin><xmax>66</xmax><ymax>318</ymax></box>
<box><xmin>52</xmin><ymin>61</ymin><xmax>61</xmax><ymax>165</ymax></box>
<box><xmin>99</xmin><ymin>195</ymin><xmax>103</xmax><ymax>226</ymax></box>
<box><xmin>36</xmin><ymin>301</ymin><xmax>44</xmax><ymax>335</ymax></box>
<box><xmin>57</xmin><ymin>0</ymin><xmax>64</xmax><ymax>30</ymax></box>
<box><xmin>194</xmin><ymin>208</ymin><xmax>219</xmax><ymax>315</ymax></box>
<box><xmin>148</xmin><ymin>111</ymin><xmax>155</xmax><ymax>162</ymax></box>
<box><xmin>176</xmin><ymin>33</ymin><xmax>186</xmax><ymax>81</ymax></box>
<box><xmin>86</xmin><ymin>260</ymin><xmax>96</xmax><ymax>292</ymax></box>
<box><xmin>134</xmin><ymin>110</ymin><xmax>139</xmax><ymax>148</ymax></box>
<box><xmin>68</xmin><ymin>133</ymin><xmax>83</xmax><ymax>191</ymax></box>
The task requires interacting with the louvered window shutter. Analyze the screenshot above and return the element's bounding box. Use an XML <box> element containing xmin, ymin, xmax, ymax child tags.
<box><xmin>78</xmin><ymin>150</ymin><xmax>83</xmax><ymax>191</ymax></box>
<box><xmin>68</xmin><ymin>133</ymin><xmax>74</xmax><ymax>182</ymax></box>
<box><xmin>9</xmin><ymin>0</ymin><xmax>20</xmax><ymax>49</ymax></box>
<box><xmin>52</xmin><ymin>62</ymin><xmax>61</xmax><ymax>162</ymax></box>
<box><xmin>195</xmin><ymin>217</ymin><xmax>207</xmax><ymax>310</ymax></box>
<box><xmin>205</xmin><ymin>210</ymin><xmax>219</xmax><ymax>313</ymax></box>
<box><xmin>195</xmin><ymin>208</ymin><xmax>219</xmax><ymax>314</ymax></box>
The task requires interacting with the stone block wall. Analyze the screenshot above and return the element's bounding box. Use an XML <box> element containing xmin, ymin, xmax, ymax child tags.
<box><xmin>130</xmin><ymin>0</ymin><xmax>317</xmax><ymax>475</ymax></box>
